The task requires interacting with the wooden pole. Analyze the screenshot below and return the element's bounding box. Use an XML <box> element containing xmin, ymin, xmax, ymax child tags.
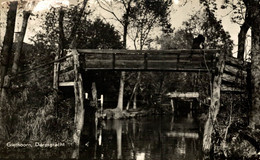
<box><xmin>203</xmin><ymin>51</ymin><xmax>225</xmax><ymax>154</ymax></box>
<box><xmin>100</xmin><ymin>95</ymin><xmax>104</xmax><ymax>114</ymax></box>
<box><xmin>53</xmin><ymin>54</ymin><xmax>60</xmax><ymax>89</ymax></box>
<box><xmin>72</xmin><ymin>49</ymin><xmax>85</xmax><ymax>146</ymax></box>
<box><xmin>170</xmin><ymin>99</ymin><xmax>174</xmax><ymax>112</ymax></box>
<box><xmin>91</xmin><ymin>82</ymin><xmax>98</xmax><ymax>108</ymax></box>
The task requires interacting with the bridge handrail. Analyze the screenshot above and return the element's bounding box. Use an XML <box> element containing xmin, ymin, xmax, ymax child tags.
<box><xmin>76</xmin><ymin>49</ymin><xmax>220</xmax><ymax>55</ymax></box>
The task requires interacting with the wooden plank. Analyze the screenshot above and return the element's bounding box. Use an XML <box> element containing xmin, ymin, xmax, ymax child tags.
<box><xmin>78</xmin><ymin>49</ymin><xmax>218</xmax><ymax>71</ymax></box>
<box><xmin>115</xmin><ymin>54</ymin><xmax>144</xmax><ymax>60</ymax></box>
<box><xmin>225</xmin><ymin>56</ymin><xmax>245</xmax><ymax>68</ymax></box>
<box><xmin>71</xmin><ymin>49</ymin><xmax>85</xmax><ymax>147</ymax></box>
<box><xmin>84</xmin><ymin>53</ymin><xmax>113</xmax><ymax>59</ymax></box>
<box><xmin>147</xmin><ymin>54</ymin><xmax>178</xmax><ymax>60</ymax></box>
<box><xmin>59</xmin><ymin>82</ymin><xmax>74</xmax><ymax>87</ymax></box>
<box><xmin>226</xmin><ymin>56</ymin><xmax>243</xmax><ymax>64</ymax></box>
<box><xmin>60</xmin><ymin>56</ymin><xmax>73</xmax><ymax>71</ymax></box>
<box><xmin>77</xmin><ymin>49</ymin><xmax>219</xmax><ymax>54</ymax></box>
<box><xmin>59</xmin><ymin>70</ymin><xmax>74</xmax><ymax>82</ymax></box>
<box><xmin>222</xmin><ymin>73</ymin><xmax>246</xmax><ymax>84</ymax></box>
<box><xmin>224</xmin><ymin>64</ymin><xmax>247</xmax><ymax>77</ymax></box>
<box><xmin>83</xmin><ymin>60</ymin><xmax>213</xmax><ymax>70</ymax></box>
<box><xmin>115</xmin><ymin>60</ymin><xmax>144</xmax><ymax>69</ymax></box>
<box><xmin>221</xmin><ymin>84</ymin><xmax>245</xmax><ymax>93</ymax></box>
<box><xmin>166</xmin><ymin>131</ymin><xmax>199</xmax><ymax>139</ymax></box>
<box><xmin>59</xmin><ymin>66</ymin><xmax>74</xmax><ymax>74</ymax></box>
<box><xmin>85</xmin><ymin>60</ymin><xmax>113</xmax><ymax>69</ymax></box>
<box><xmin>166</xmin><ymin>92</ymin><xmax>199</xmax><ymax>98</ymax></box>
<box><xmin>144</xmin><ymin>53</ymin><xmax>148</xmax><ymax>69</ymax></box>
<box><xmin>147</xmin><ymin>61</ymin><xmax>210</xmax><ymax>70</ymax></box>
<box><xmin>222</xmin><ymin>80</ymin><xmax>245</xmax><ymax>88</ymax></box>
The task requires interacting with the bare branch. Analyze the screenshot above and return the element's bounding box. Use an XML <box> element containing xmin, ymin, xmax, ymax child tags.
<box><xmin>97</xmin><ymin>0</ymin><xmax>123</xmax><ymax>25</ymax></box>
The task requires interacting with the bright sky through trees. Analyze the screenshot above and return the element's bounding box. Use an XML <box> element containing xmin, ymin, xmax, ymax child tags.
<box><xmin>0</xmin><ymin>0</ymin><xmax>242</xmax><ymax>55</ymax></box>
<box><xmin>174</xmin><ymin>0</ymin><xmax>179</xmax><ymax>5</ymax></box>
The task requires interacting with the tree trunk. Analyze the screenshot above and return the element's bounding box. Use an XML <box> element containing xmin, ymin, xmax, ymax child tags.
<box><xmin>69</xmin><ymin>0</ymin><xmax>88</xmax><ymax>48</ymax></box>
<box><xmin>117</xmin><ymin>71</ymin><xmax>125</xmax><ymax>110</ymax></box>
<box><xmin>203</xmin><ymin>51</ymin><xmax>225</xmax><ymax>153</ymax></box>
<box><xmin>116</xmin><ymin>0</ymin><xmax>133</xmax><ymax>111</ymax></box>
<box><xmin>0</xmin><ymin>1</ymin><xmax>17</xmax><ymax>140</ymax></box>
<box><xmin>12</xmin><ymin>11</ymin><xmax>30</xmax><ymax>74</ymax></box>
<box><xmin>116</xmin><ymin>22</ymin><xmax>128</xmax><ymax>111</ymax></box>
<box><xmin>58</xmin><ymin>8</ymin><xmax>65</xmax><ymax>57</ymax></box>
<box><xmin>133</xmin><ymin>92</ymin><xmax>137</xmax><ymax>110</ymax></box>
<box><xmin>0</xmin><ymin>1</ymin><xmax>18</xmax><ymax>88</ymax></box>
<box><xmin>0</xmin><ymin>75</ymin><xmax>10</xmax><ymax>139</ymax></box>
<box><xmin>133</xmin><ymin>72</ymin><xmax>140</xmax><ymax>109</ymax></box>
<box><xmin>126</xmin><ymin>72</ymin><xmax>140</xmax><ymax>110</ymax></box>
<box><xmin>237</xmin><ymin>19</ymin><xmax>250</xmax><ymax>60</ymax></box>
<box><xmin>250</xmin><ymin>23</ymin><xmax>260</xmax><ymax>129</ymax></box>
<box><xmin>53</xmin><ymin>8</ymin><xmax>65</xmax><ymax>89</ymax></box>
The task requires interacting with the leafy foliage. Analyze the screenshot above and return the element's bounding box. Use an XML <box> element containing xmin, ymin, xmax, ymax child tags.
<box><xmin>0</xmin><ymin>2</ymin><xmax>124</xmax><ymax>144</ymax></box>
<box><xmin>159</xmin><ymin>8</ymin><xmax>233</xmax><ymax>52</ymax></box>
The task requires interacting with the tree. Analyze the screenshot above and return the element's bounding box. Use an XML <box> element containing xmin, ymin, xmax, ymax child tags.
<box><xmin>158</xmin><ymin>4</ymin><xmax>235</xmax><ymax>154</ymax></box>
<box><xmin>0</xmin><ymin>1</ymin><xmax>18</xmax><ymax>89</ymax></box>
<box><xmin>0</xmin><ymin>1</ymin><xmax>18</xmax><ymax>140</ymax></box>
<box><xmin>97</xmin><ymin>0</ymin><xmax>134</xmax><ymax>111</ymax></box>
<box><xmin>98</xmin><ymin>0</ymin><xmax>172</xmax><ymax>111</ymax></box>
<box><xmin>158</xmin><ymin>8</ymin><xmax>233</xmax><ymax>96</ymax></box>
<box><xmin>199</xmin><ymin>0</ymin><xmax>260</xmax><ymax>155</ymax></box>
<box><xmin>32</xmin><ymin>3</ymin><xmax>123</xmax><ymax>147</ymax></box>
<box><xmin>201</xmin><ymin>0</ymin><xmax>260</xmax><ymax>129</ymax></box>
<box><xmin>11</xmin><ymin>0</ymin><xmax>38</xmax><ymax>74</ymax></box>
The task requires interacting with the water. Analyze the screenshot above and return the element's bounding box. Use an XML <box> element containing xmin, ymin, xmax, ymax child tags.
<box><xmin>80</xmin><ymin>114</ymin><xmax>202</xmax><ymax>160</ymax></box>
<box><xmin>0</xmin><ymin>112</ymin><xmax>202</xmax><ymax>159</ymax></box>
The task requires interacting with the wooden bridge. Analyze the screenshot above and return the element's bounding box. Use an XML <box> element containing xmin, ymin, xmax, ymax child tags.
<box><xmin>54</xmin><ymin>49</ymin><xmax>249</xmax><ymax>147</ymax></box>
<box><xmin>58</xmin><ymin>49</ymin><xmax>217</xmax><ymax>86</ymax></box>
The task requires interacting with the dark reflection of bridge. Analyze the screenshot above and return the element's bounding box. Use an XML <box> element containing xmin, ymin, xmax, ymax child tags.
<box><xmin>79</xmin><ymin>115</ymin><xmax>202</xmax><ymax>160</ymax></box>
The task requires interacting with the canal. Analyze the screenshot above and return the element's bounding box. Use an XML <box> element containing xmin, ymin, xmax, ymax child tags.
<box><xmin>0</xmin><ymin>111</ymin><xmax>202</xmax><ymax>159</ymax></box>
<box><xmin>80</xmin><ymin>114</ymin><xmax>202</xmax><ymax>160</ymax></box>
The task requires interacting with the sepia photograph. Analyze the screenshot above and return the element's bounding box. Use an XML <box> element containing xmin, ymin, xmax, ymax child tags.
<box><xmin>0</xmin><ymin>0</ymin><xmax>259</xmax><ymax>159</ymax></box>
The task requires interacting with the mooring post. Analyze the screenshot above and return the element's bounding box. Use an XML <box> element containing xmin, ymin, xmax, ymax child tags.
<box><xmin>203</xmin><ymin>51</ymin><xmax>225</xmax><ymax>153</ymax></box>
<box><xmin>71</xmin><ymin>49</ymin><xmax>85</xmax><ymax>147</ymax></box>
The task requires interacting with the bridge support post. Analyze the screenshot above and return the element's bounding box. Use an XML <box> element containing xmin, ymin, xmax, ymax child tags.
<box><xmin>71</xmin><ymin>49</ymin><xmax>85</xmax><ymax>147</ymax></box>
<box><xmin>203</xmin><ymin>52</ymin><xmax>225</xmax><ymax>154</ymax></box>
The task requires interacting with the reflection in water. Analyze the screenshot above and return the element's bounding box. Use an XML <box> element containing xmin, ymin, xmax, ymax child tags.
<box><xmin>79</xmin><ymin>114</ymin><xmax>202</xmax><ymax>160</ymax></box>
<box><xmin>0</xmin><ymin>113</ymin><xmax>201</xmax><ymax>159</ymax></box>
<box><xmin>137</xmin><ymin>152</ymin><xmax>145</xmax><ymax>160</ymax></box>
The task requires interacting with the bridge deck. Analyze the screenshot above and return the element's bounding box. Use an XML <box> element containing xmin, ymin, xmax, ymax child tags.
<box><xmin>76</xmin><ymin>49</ymin><xmax>218</xmax><ymax>72</ymax></box>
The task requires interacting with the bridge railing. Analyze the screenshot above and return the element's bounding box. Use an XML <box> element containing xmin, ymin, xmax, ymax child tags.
<box><xmin>58</xmin><ymin>49</ymin><xmax>219</xmax><ymax>83</ymax></box>
<box><xmin>77</xmin><ymin>49</ymin><xmax>218</xmax><ymax>71</ymax></box>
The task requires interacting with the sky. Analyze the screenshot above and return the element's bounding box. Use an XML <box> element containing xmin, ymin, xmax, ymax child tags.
<box><xmin>0</xmin><ymin>0</ymin><xmax>244</xmax><ymax>55</ymax></box>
